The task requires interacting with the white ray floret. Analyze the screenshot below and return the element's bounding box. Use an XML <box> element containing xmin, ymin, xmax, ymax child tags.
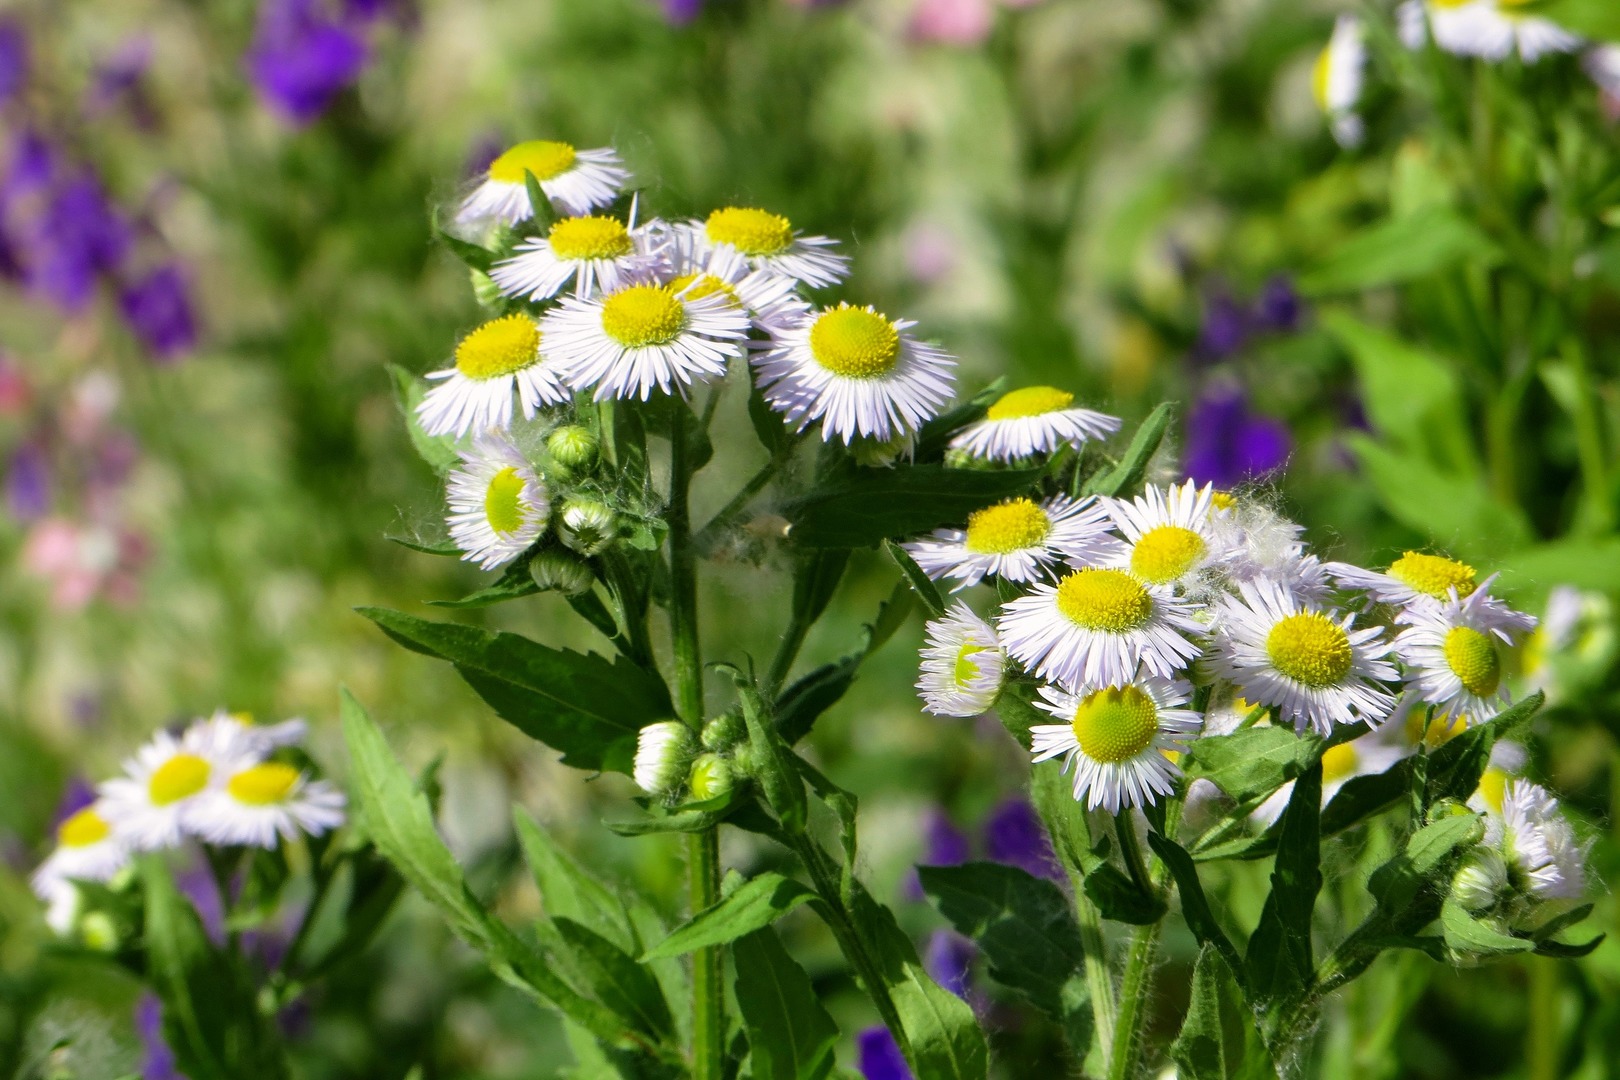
<box><xmin>916</xmin><ymin>603</ymin><xmax>1007</xmax><ymax>717</ymax></box>
<box><xmin>1398</xmin><ymin>0</ymin><xmax>1581</xmax><ymax>63</ymax></box>
<box><xmin>416</xmin><ymin>314</ymin><xmax>571</xmax><ymax>438</ymax></box>
<box><xmin>904</xmin><ymin>495</ymin><xmax>1117</xmax><ymax>591</ymax></box>
<box><xmin>31</xmin><ymin>804</ymin><xmax>130</xmax><ymax>912</ymax></box>
<box><xmin>190</xmin><ymin>761</ymin><xmax>345</xmax><ymax>849</ymax></box>
<box><xmin>1029</xmin><ymin>677</ymin><xmax>1202</xmax><ymax>812</ymax></box>
<box><xmin>753</xmin><ymin>303</ymin><xmax>956</xmax><ymax>444</ymax></box>
<box><xmin>1486</xmin><ymin>780</ymin><xmax>1587</xmax><ymax>903</ymax></box>
<box><xmin>1393</xmin><ymin>576</ymin><xmax>1536</xmax><ymax>726</ymax></box>
<box><xmin>457</xmin><ymin>140</ymin><xmax>629</xmax><ymax>226</ymax></box>
<box><xmin>190</xmin><ymin>708</ymin><xmax>307</xmax><ymax>759</ymax></box>
<box><xmin>948</xmin><ymin>385</ymin><xmax>1122</xmax><ymax>462</ymax></box>
<box><xmin>660</xmin><ymin>228</ymin><xmax>809</xmax><ymax>332</ymax></box>
<box><xmin>677</xmin><ymin>207</ymin><xmax>849</xmax><ymax>288</ymax></box>
<box><xmin>1099</xmin><ymin>479</ymin><xmax>1223</xmax><ymax>590</ymax></box>
<box><xmin>97</xmin><ymin>727</ymin><xmax>245</xmax><ymax>851</ymax></box>
<box><xmin>491</xmin><ymin>208</ymin><xmax>666</xmax><ymax>301</ymax></box>
<box><xmin>1313</xmin><ymin>15</ymin><xmax>1367</xmax><ymax>147</ymax></box>
<box><xmin>446</xmin><ymin>432</ymin><xmax>550</xmax><ymax>571</ymax></box>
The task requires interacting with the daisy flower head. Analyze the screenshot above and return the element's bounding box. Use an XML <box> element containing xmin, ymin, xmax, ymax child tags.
<box><xmin>490</xmin><ymin>212</ymin><xmax>665</xmax><ymax>301</ymax></box>
<box><xmin>541</xmin><ymin>278</ymin><xmax>750</xmax><ymax>401</ymax></box>
<box><xmin>904</xmin><ymin>494</ymin><xmax>1117</xmax><ymax>591</ymax></box>
<box><xmin>1029</xmin><ymin>677</ymin><xmax>1202</xmax><ymax>812</ymax></box>
<box><xmin>633</xmin><ymin>720</ymin><xmax>699</xmax><ymax>799</ymax></box>
<box><xmin>916</xmin><ymin>602</ymin><xmax>1006</xmax><ymax>717</ymax></box>
<box><xmin>416</xmin><ymin>314</ymin><xmax>571</xmax><ymax>438</ymax></box>
<box><xmin>685</xmin><ymin>206</ymin><xmax>848</xmax><ymax>288</ymax></box>
<box><xmin>1313</xmin><ymin>14</ymin><xmax>1367</xmax><ymax>148</ymax></box>
<box><xmin>1327</xmin><ymin>550</ymin><xmax>1482</xmax><ymax>608</ymax></box>
<box><xmin>661</xmin><ymin>230</ymin><xmax>810</xmax><ymax>332</ymax></box>
<box><xmin>1101</xmin><ymin>479</ymin><xmax>1223</xmax><ymax>591</ymax></box>
<box><xmin>1398</xmin><ymin>0</ymin><xmax>1581</xmax><ymax>62</ymax></box>
<box><xmin>32</xmin><ymin>803</ymin><xmax>129</xmax><ymax>905</ymax></box>
<box><xmin>446</xmin><ymin>432</ymin><xmax>550</xmax><ymax>571</ymax></box>
<box><xmin>191</xmin><ymin>708</ymin><xmax>307</xmax><ymax>759</ymax></box>
<box><xmin>997</xmin><ymin>567</ymin><xmax>1206</xmax><ymax>690</ymax></box>
<box><xmin>190</xmin><ymin>761</ymin><xmax>346</xmax><ymax>849</ymax></box>
<box><xmin>753</xmin><ymin>303</ymin><xmax>956</xmax><ymax>444</ymax></box>
<box><xmin>1206</xmin><ymin>499</ymin><xmax>1332</xmax><ymax>603</ymax></box>
<box><xmin>1204</xmin><ymin>578</ymin><xmax>1398</xmax><ymax>736</ymax></box>
<box><xmin>97</xmin><ymin>727</ymin><xmax>242</xmax><ymax>851</ymax></box>
<box><xmin>1393</xmin><ymin>578</ymin><xmax>1536</xmax><ymax>726</ymax></box>
<box><xmin>456</xmin><ymin>140</ymin><xmax>628</xmax><ymax>226</ymax></box>
<box><xmin>1486</xmin><ymin>780</ymin><xmax>1587</xmax><ymax>904</ymax></box>
<box><xmin>1252</xmin><ymin>727</ymin><xmax>1411</xmax><ymax>826</ymax></box>
<box><xmin>948</xmin><ymin>385</ymin><xmax>1122</xmax><ymax>463</ymax></box>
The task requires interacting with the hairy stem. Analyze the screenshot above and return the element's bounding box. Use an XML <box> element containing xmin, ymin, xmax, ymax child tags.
<box><xmin>1073</xmin><ymin>888</ymin><xmax>1117</xmax><ymax>1066</ymax></box>
<box><xmin>1108</xmin><ymin>919</ymin><xmax>1162</xmax><ymax>1080</ymax></box>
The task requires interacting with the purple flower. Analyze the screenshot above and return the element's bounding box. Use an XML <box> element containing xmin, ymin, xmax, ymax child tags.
<box><xmin>6</xmin><ymin>439</ymin><xmax>50</xmax><ymax>519</ymax></box>
<box><xmin>661</xmin><ymin>0</ymin><xmax>704</xmax><ymax>22</ymax></box>
<box><xmin>1253</xmin><ymin>275</ymin><xmax>1302</xmax><ymax>333</ymax></box>
<box><xmin>0</xmin><ymin>20</ymin><xmax>27</xmax><ymax>106</ymax></box>
<box><xmin>857</xmin><ymin>1026</ymin><xmax>913</xmax><ymax>1080</ymax></box>
<box><xmin>50</xmin><ymin>776</ymin><xmax>98</xmax><ymax>829</ymax></box>
<box><xmin>924</xmin><ymin>930</ymin><xmax>977</xmax><ymax>999</ymax></box>
<box><xmin>119</xmin><ymin>265</ymin><xmax>198</xmax><ymax>361</ymax></box>
<box><xmin>984</xmin><ymin>796</ymin><xmax>1062</xmax><ymax>882</ymax></box>
<box><xmin>1</xmin><ymin>130</ymin><xmax>55</xmax><ymax>207</ymax></box>
<box><xmin>175</xmin><ymin>862</ymin><xmax>227</xmax><ymax>946</ymax></box>
<box><xmin>135</xmin><ymin>994</ymin><xmax>182</xmax><ymax>1080</ymax></box>
<box><xmin>26</xmin><ymin>176</ymin><xmax>131</xmax><ymax>311</ymax></box>
<box><xmin>905</xmin><ymin>808</ymin><xmax>972</xmax><ymax>899</ymax></box>
<box><xmin>85</xmin><ymin>38</ymin><xmax>156</xmax><ymax>126</ymax></box>
<box><xmin>246</xmin><ymin>0</ymin><xmax>368</xmax><ymax>125</ymax></box>
<box><xmin>1196</xmin><ymin>290</ymin><xmax>1248</xmax><ymax>361</ymax></box>
<box><xmin>1183</xmin><ymin>384</ymin><xmax>1292</xmax><ymax>489</ymax></box>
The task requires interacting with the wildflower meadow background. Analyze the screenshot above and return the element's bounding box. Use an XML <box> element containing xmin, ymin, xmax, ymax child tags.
<box><xmin>4</xmin><ymin>0</ymin><xmax>1620</xmax><ymax>1078</ymax></box>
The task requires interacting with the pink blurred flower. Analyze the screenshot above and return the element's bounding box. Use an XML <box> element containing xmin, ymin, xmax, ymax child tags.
<box><xmin>22</xmin><ymin>516</ymin><xmax>148</xmax><ymax>611</ymax></box>
<box><xmin>902</xmin><ymin>221</ymin><xmax>959</xmax><ymax>285</ymax></box>
<box><xmin>908</xmin><ymin>0</ymin><xmax>994</xmax><ymax>46</ymax></box>
<box><xmin>0</xmin><ymin>353</ymin><xmax>29</xmax><ymax>413</ymax></box>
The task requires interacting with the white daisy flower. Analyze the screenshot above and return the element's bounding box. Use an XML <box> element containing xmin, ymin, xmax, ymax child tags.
<box><xmin>661</xmin><ymin>228</ymin><xmax>809</xmax><ymax>332</ymax></box>
<box><xmin>753</xmin><ymin>303</ymin><xmax>956</xmax><ymax>444</ymax></box>
<box><xmin>1252</xmin><ymin>728</ymin><xmax>1411</xmax><ymax>826</ymax></box>
<box><xmin>1326</xmin><ymin>550</ymin><xmax>1483</xmax><ymax>607</ymax></box>
<box><xmin>1485</xmin><ymin>780</ymin><xmax>1587</xmax><ymax>903</ymax></box>
<box><xmin>190</xmin><ymin>761</ymin><xmax>346</xmax><ymax>849</ymax></box>
<box><xmin>416</xmin><ymin>314</ymin><xmax>571</xmax><ymax>438</ymax></box>
<box><xmin>1029</xmin><ymin>677</ymin><xmax>1202</xmax><ymax>812</ymax></box>
<box><xmin>1314</xmin><ymin>15</ymin><xmax>1367</xmax><ymax>148</ymax></box>
<box><xmin>31</xmin><ymin>804</ymin><xmax>129</xmax><ymax>903</ymax></box>
<box><xmin>541</xmin><ymin>280</ymin><xmax>751</xmax><ymax>401</ymax></box>
<box><xmin>1100</xmin><ymin>480</ymin><xmax>1223</xmax><ymax>590</ymax></box>
<box><xmin>1399</xmin><ymin>0</ymin><xmax>1581</xmax><ymax>63</ymax></box>
<box><xmin>916</xmin><ymin>603</ymin><xmax>1006</xmax><ymax>717</ymax></box>
<box><xmin>948</xmin><ymin>386</ymin><xmax>1122</xmax><ymax>462</ymax></box>
<box><xmin>633</xmin><ymin>721</ymin><xmax>698</xmax><ymax>799</ymax></box>
<box><xmin>1585</xmin><ymin>44</ymin><xmax>1620</xmax><ymax>98</ymax></box>
<box><xmin>456</xmin><ymin>140</ymin><xmax>629</xmax><ymax>226</ymax></box>
<box><xmin>490</xmin><ymin>212</ymin><xmax>665</xmax><ymax>301</ymax></box>
<box><xmin>1394</xmin><ymin>579</ymin><xmax>1537</xmax><ymax>726</ymax></box>
<box><xmin>190</xmin><ymin>708</ymin><xmax>307</xmax><ymax>759</ymax></box>
<box><xmin>904</xmin><ymin>495</ymin><xmax>1117</xmax><ymax>591</ymax></box>
<box><xmin>681</xmin><ymin>207</ymin><xmax>848</xmax><ymax>288</ymax></box>
<box><xmin>98</xmin><ymin>728</ymin><xmax>241</xmax><ymax>851</ymax></box>
<box><xmin>997</xmin><ymin>568</ymin><xmax>1206</xmax><ymax>690</ymax></box>
<box><xmin>446</xmin><ymin>433</ymin><xmax>550</xmax><ymax>571</ymax></box>
<box><xmin>1204</xmin><ymin>578</ymin><xmax>1397</xmax><ymax>736</ymax></box>
<box><xmin>1205</xmin><ymin>501</ymin><xmax>1333</xmax><ymax>603</ymax></box>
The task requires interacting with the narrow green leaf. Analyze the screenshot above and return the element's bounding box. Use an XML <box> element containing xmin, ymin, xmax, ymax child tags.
<box><xmin>1245</xmin><ymin>763</ymin><xmax>1322</xmax><ymax>1008</ymax></box>
<box><xmin>1439</xmin><ymin>900</ymin><xmax>1534</xmax><ymax>957</ymax></box>
<box><xmin>884</xmin><ymin>540</ymin><xmax>946</xmax><ymax>618</ymax></box>
<box><xmin>388</xmin><ymin>364</ymin><xmax>461</xmax><ymax>474</ymax></box>
<box><xmin>642</xmin><ymin>872</ymin><xmax>816</xmax><ymax>960</ymax></box>
<box><xmin>1146</xmin><ymin>833</ymin><xmax>1245</xmax><ymax>983</ymax></box>
<box><xmin>733</xmin><ymin>673</ymin><xmax>808</xmax><ymax>835</ymax></box>
<box><xmin>1300</xmin><ymin>207</ymin><xmax>1499</xmax><ymax>295</ymax></box>
<box><xmin>1028</xmin><ymin>763</ymin><xmax>1165</xmax><ymax>924</ymax></box>
<box><xmin>553</xmin><ymin>918</ymin><xmax>676</xmax><ymax>1041</ymax></box>
<box><xmin>1427</xmin><ymin>692</ymin><xmax>1544</xmax><ymax>803</ymax></box>
<box><xmin>775</xmin><ymin>657</ymin><xmax>859</xmax><ymax>746</ymax></box>
<box><xmin>434</xmin><ymin>226</ymin><xmax>496</xmax><ymax>274</ymax></box>
<box><xmin>1082</xmin><ymin>402</ymin><xmax>1174</xmax><ymax>498</ymax></box>
<box><xmin>786</xmin><ymin>466</ymin><xmax>1043</xmax><ymax>548</ymax></box>
<box><xmin>515</xmin><ymin>809</ymin><xmax>636</xmax><ymax>954</ymax></box>
<box><xmin>1349</xmin><ymin>437</ymin><xmax>1532</xmax><ymax>562</ymax></box>
<box><xmin>1366</xmin><ymin>812</ymin><xmax>1484</xmax><ymax>914</ymax></box>
<box><xmin>1186</xmin><ymin>728</ymin><xmax>1322</xmax><ymax>805</ymax></box>
<box><xmin>428</xmin><ymin>559</ymin><xmax>541</xmax><ymax>608</ymax></box>
<box><xmin>1170</xmin><ymin>947</ymin><xmax>1277</xmax><ymax>1080</ymax></box>
<box><xmin>733</xmin><ymin>928</ymin><xmax>840</xmax><ymax>1080</ymax></box>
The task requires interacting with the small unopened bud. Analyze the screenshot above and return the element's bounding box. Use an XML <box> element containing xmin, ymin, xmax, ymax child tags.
<box><xmin>701</xmin><ymin>713</ymin><xmax>746</xmax><ymax>752</ymax></box>
<box><xmin>633</xmin><ymin>721</ymin><xmax>697</xmax><ymax>798</ymax></box>
<box><xmin>1451</xmin><ymin>848</ymin><xmax>1509</xmax><ymax>913</ymax></box>
<box><xmin>559</xmin><ymin>498</ymin><xmax>617</xmax><ymax>556</ymax></box>
<box><xmin>850</xmin><ymin>432</ymin><xmax>915</xmax><ymax>469</ymax></box>
<box><xmin>547</xmin><ymin>425</ymin><xmax>598</xmax><ymax>471</ymax></box>
<box><xmin>529</xmin><ymin>549</ymin><xmax>594</xmax><ymax>595</ymax></box>
<box><xmin>470</xmin><ymin>269</ymin><xmax>504</xmax><ymax>308</ymax></box>
<box><xmin>79</xmin><ymin>911</ymin><xmax>119</xmax><ymax>952</ymax></box>
<box><xmin>688</xmin><ymin>754</ymin><xmax>734</xmax><ymax>802</ymax></box>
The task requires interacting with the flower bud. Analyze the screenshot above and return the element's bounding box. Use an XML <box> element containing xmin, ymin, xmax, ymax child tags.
<box><xmin>701</xmin><ymin>713</ymin><xmax>746</xmax><ymax>752</ymax></box>
<box><xmin>559</xmin><ymin>498</ymin><xmax>617</xmax><ymax>556</ymax></box>
<box><xmin>849</xmin><ymin>432</ymin><xmax>915</xmax><ymax>469</ymax></box>
<box><xmin>633</xmin><ymin>721</ymin><xmax>697</xmax><ymax>799</ymax></box>
<box><xmin>1451</xmin><ymin>848</ymin><xmax>1509</xmax><ymax>914</ymax></box>
<box><xmin>529</xmin><ymin>549</ymin><xmax>594</xmax><ymax>595</ymax></box>
<box><xmin>79</xmin><ymin>911</ymin><xmax>120</xmax><ymax>952</ymax></box>
<box><xmin>470</xmin><ymin>269</ymin><xmax>504</xmax><ymax>309</ymax></box>
<box><xmin>687</xmin><ymin>754</ymin><xmax>734</xmax><ymax>802</ymax></box>
<box><xmin>547</xmin><ymin>425</ymin><xmax>599</xmax><ymax>471</ymax></box>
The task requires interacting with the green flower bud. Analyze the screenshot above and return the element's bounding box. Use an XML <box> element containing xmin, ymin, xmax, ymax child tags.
<box><xmin>529</xmin><ymin>549</ymin><xmax>595</xmax><ymax>595</ymax></box>
<box><xmin>849</xmin><ymin>432</ymin><xmax>915</xmax><ymax>469</ymax></box>
<box><xmin>687</xmin><ymin>754</ymin><xmax>734</xmax><ymax>802</ymax></box>
<box><xmin>559</xmin><ymin>498</ymin><xmax>617</xmax><ymax>557</ymax></box>
<box><xmin>633</xmin><ymin>721</ymin><xmax>698</xmax><ymax>799</ymax></box>
<box><xmin>701</xmin><ymin>713</ymin><xmax>747</xmax><ymax>753</ymax></box>
<box><xmin>470</xmin><ymin>269</ymin><xmax>504</xmax><ymax>308</ymax></box>
<box><xmin>1451</xmin><ymin>848</ymin><xmax>1509</xmax><ymax>914</ymax></box>
<box><xmin>79</xmin><ymin>911</ymin><xmax>119</xmax><ymax>952</ymax></box>
<box><xmin>547</xmin><ymin>425</ymin><xmax>599</xmax><ymax>471</ymax></box>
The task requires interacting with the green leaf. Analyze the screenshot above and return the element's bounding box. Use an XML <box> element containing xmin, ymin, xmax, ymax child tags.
<box><xmin>523</xmin><ymin>170</ymin><xmax>558</xmax><ymax>234</ymax></box>
<box><xmin>775</xmin><ymin>657</ymin><xmax>859</xmax><ymax>746</ymax></box>
<box><xmin>1146</xmin><ymin>833</ymin><xmax>1245</xmax><ymax>982</ymax></box>
<box><xmin>1534</xmin><ymin>0</ymin><xmax>1620</xmax><ymax>41</ymax></box>
<box><xmin>642</xmin><ymin>872</ymin><xmax>816</xmax><ymax>960</ymax></box>
<box><xmin>434</xmin><ymin>224</ymin><xmax>496</xmax><ymax>274</ymax></box>
<box><xmin>1245</xmin><ymin>764</ymin><xmax>1322</xmax><ymax>1008</ymax></box>
<box><xmin>1427</xmin><ymin>692</ymin><xmax>1543</xmax><ymax>803</ymax></box>
<box><xmin>735</xmin><ymin>674</ymin><xmax>808</xmax><ymax>835</ymax></box>
<box><xmin>1366</xmin><ymin>812</ymin><xmax>1484</xmax><ymax>915</ymax></box>
<box><xmin>388</xmin><ymin>364</ymin><xmax>461</xmax><ymax>474</ymax></box>
<box><xmin>1299</xmin><ymin>208</ymin><xmax>1499</xmax><ymax>295</ymax></box>
<box><xmin>1348</xmin><ymin>437</ymin><xmax>1532</xmax><ymax>562</ymax></box>
<box><xmin>428</xmin><ymin>558</ymin><xmax>541</xmax><ymax>609</ymax></box>
<box><xmin>515</xmin><ymin>809</ymin><xmax>636</xmax><ymax>954</ymax></box>
<box><xmin>1170</xmin><ymin>948</ymin><xmax>1277</xmax><ymax>1080</ymax></box>
<box><xmin>786</xmin><ymin>466</ymin><xmax>1042</xmax><ymax>549</ymax></box>
<box><xmin>732</xmin><ymin>928</ymin><xmax>840</xmax><ymax>1080</ymax></box>
<box><xmin>1028</xmin><ymin>763</ymin><xmax>1165</xmax><ymax>924</ymax></box>
<box><xmin>1496</xmin><ymin>539</ymin><xmax>1620</xmax><ymax>597</ymax></box>
<box><xmin>359</xmin><ymin>607</ymin><xmax>673</xmax><ymax>774</ymax></box>
<box><xmin>1082</xmin><ymin>402</ymin><xmax>1173</xmax><ymax>498</ymax></box>
<box><xmin>1186</xmin><ymin>728</ymin><xmax>1323</xmax><ymax>805</ymax></box>
<box><xmin>1439</xmin><ymin>900</ymin><xmax>1534</xmax><ymax>958</ymax></box>
<box><xmin>884</xmin><ymin>540</ymin><xmax>946</xmax><ymax>619</ymax></box>
<box><xmin>553</xmin><ymin>918</ymin><xmax>676</xmax><ymax>1041</ymax></box>
<box><xmin>792</xmin><ymin>549</ymin><xmax>851</xmax><ymax>627</ymax></box>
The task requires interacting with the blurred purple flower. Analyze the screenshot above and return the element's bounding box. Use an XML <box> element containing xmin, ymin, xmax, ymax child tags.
<box><xmin>924</xmin><ymin>930</ymin><xmax>977</xmax><ymax>999</ymax></box>
<box><xmin>246</xmin><ymin>0</ymin><xmax>368</xmax><ymax>125</ymax></box>
<box><xmin>984</xmin><ymin>796</ymin><xmax>1062</xmax><ymax>882</ymax></box>
<box><xmin>464</xmin><ymin>131</ymin><xmax>505</xmax><ymax>179</ymax></box>
<box><xmin>6</xmin><ymin>439</ymin><xmax>50</xmax><ymax>520</ymax></box>
<box><xmin>119</xmin><ymin>265</ymin><xmax>198</xmax><ymax>361</ymax></box>
<box><xmin>135</xmin><ymin>994</ymin><xmax>182</xmax><ymax>1080</ymax></box>
<box><xmin>1</xmin><ymin>130</ymin><xmax>55</xmax><ymax>207</ymax></box>
<box><xmin>50</xmin><ymin>777</ymin><xmax>98</xmax><ymax>829</ymax></box>
<box><xmin>1184</xmin><ymin>384</ymin><xmax>1291</xmax><ymax>488</ymax></box>
<box><xmin>85</xmin><ymin>38</ymin><xmax>155</xmax><ymax>126</ymax></box>
<box><xmin>857</xmin><ymin>1026</ymin><xmax>913</xmax><ymax>1080</ymax></box>
<box><xmin>905</xmin><ymin>808</ymin><xmax>971</xmax><ymax>899</ymax></box>
<box><xmin>176</xmin><ymin>862</ymin><xmax>227</xmax><ymax>945</ymax></box>
<box><xmin>27</xmin><ymin>177</ymin><xmax>131</xmax><ymax>311</ymax></box>
<box><xmin>1253</xmin><ymin>275</ymin><xmax>1302</xmax><ymax>333</ymax></box>
<box><xmin>0</xmin><ymin>20</ymin><xmax>27</xmax><ymax>106</ymax></box>
<box><xmin>661</xmin><ymin>0</ymin><xmax>703</xmax><ymax>24</ymax></box>
<box><xmin>1196</xmin><ymin>290</ymin><xmax>1248</xmax><ymax>361</ymax></box>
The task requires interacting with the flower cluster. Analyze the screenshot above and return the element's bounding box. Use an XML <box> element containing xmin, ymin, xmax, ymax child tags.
<box><xmin>31</xmin><ymin>710</ymin><xmax>344</xmax><ymax>935</ymax></box>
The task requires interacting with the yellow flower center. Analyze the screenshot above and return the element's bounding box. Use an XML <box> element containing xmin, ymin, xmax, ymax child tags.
<box><xmin>1320</xmin><ymin>742</ymin><xmax>1359</xmax><ymax>785</ymax></box>
<box><xmin>227</xmin><ymin>763</ymin><xmax>301</xmax><ymax>807</ymax></box>
<box><xmin>705</xmin><ymin>207</ymin><xmax>795</xmax><ymax>256</ymax></box>
<box><xmin>964</xmin><ymin>498</ymin><xmax>1051</xmax><ymax>554</ymax></box>
<box><xmin>808</xmin><ymin>306</ymin><xmax>901</xmax><ymax>379</ymax></box>
<box><xmin>149</xmin><ymin>754</ymin><xmax>211</xmax><ymax>806</ymax></box>
<box><xmin>58</xmin><ymin>808</ymin><xmax>112</xmax><ymax>848</ymax></box>
<box><xmin>1476</xmin><ymin>768</ymin><xmax>1508</xmax><ymax>814</ymax></box>
<box><xmin>484</xmin><ymin>467</ymin><xmax>529</xmax><ymax>535</ymax></box>
<box><xmin>1129</xmin><ymin>525</ymin><xmax>1206</xmax><ymax>585</ymax></box>
<box><xmin>954</xmin><ymin>643</ymin><xmax>985</xmax><ymax>687</ymax></box>
<box><xmin>455</xmin><ymin>315</ymin><xmax>541</xmax><ymax>380</ymax></box>
<box><xmin>547</xmin><ymin>216</ymin><xmax>633</xmax><ymax>261</ymax></box>
<box><xmin>600</xmin><ymin>285</ymin><xmax>688</xmax><ymax>348</ymax></box>
<box><xmin>1071</xmin><ymin>685</ymin><xmax>1159</xmax><ymax>764</ymax></box>
<box><xmin>671</xmin><ymin>272</ymin><xmax>741</xmax><ymax>306</ymax></box>
<box><xmin>1210</xmin><ymin>491</ymin><xmax>1237</xmax><ymax>511</ymax></box>
<box><xmin>1055</xmin><ymin>569</ymin><xmax>1154</xmax><ymax>633</ymax></box>
<box><xmin>1387</xmin><ymin>551</ymin><xmax>1477</xmax><ymax>600</ymax></box>
<box><xmin>1443</xmin><ymin>626</ymin><xmax>1501</xmax><ymax>697</ymax></box>
<box><xmin>488</xmin><ymin>140</ymin><xmax>577</xmax><ymax>184</ymax></box>
<box><xmin>985</xmin><ymin>386</ymin><xmax>1074</xmax><ymax>421</ymax></box>
<box><xmin>1311</xmin><ymin>45</ymin><xmax>1333</xmax><ymax>111</ymax></box>
<box><xmin>1266</xmin><ymin>613</ymin><xmax>1353</xmax><ymax>688</ymax></box>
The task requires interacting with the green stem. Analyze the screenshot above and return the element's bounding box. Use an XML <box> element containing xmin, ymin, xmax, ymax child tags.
<box><xmin>694</xmin><ymin>455</ymin><xmax>787</xmax><ymax>552</ymax></box>
<box><xmin>1114</xmin><ymin>810</ymin><xmax>1152</xmax><ymax>896</ymax></box>
<box><xmin>687</xmin><ymin>830</ymin><xmax>723</xmax><ymax>1080</ymax></box>
<box><xmin>763</xmin><ymin>610</ymin><xmax>813</xmax><ymax>699</ymax></box>
<box><xmin>1561</xmin><ymin>335</ymin><xmax>1613</xmax><ymax>535</ymax></box>
<box><xmin>1073</xmin><ymin>888</ymin><xmax>1117</xmax><ymax>1066</ymax></box>
<box><xmin>1526</xmin><ymin>958</ymin><xmax>1560</xmax><ymax>1080</ymax></box>
<box><xmin>1108</xmin><ymin>919</ymin><xmax>1161</xmax><ymax>1080</ymax></box>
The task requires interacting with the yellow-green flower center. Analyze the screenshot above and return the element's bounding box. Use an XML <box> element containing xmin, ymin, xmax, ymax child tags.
<box><xmin>488</xmin><ymin>140</ymin><xmax>577</xmax><ymax>184</ymax></box>
<box><xmin>985</xmin><ymin>386</ymin><xmax>1074</xmax><ymax>421</ymax></box>
<box><xmin>601</xmin><ymin>285</ymin><xmax>688</xmax><ymax>348</ymax></box>
<box><xmin>705</xmin><ymin>207</ymin><xmax>794</xmax><ymax>256</ymax></box>
<box><xmin>1321</xmin><ymin>742</ymin><xmax>1359</xmax><ymax>785</ymax></box>
<box><xmin>954</xmin><ymin>643</ymin><xmax>985</xmax><ymax>687</ymax></box>
<box><xmin>1476</xmin><ymin>767</ymin><xmax>1508</xmax><ymax>814</ymax></box>
<box><xmin>227</xmin><ymin>763</ymin><xmax>300</xmax><ymax>806</ymax></box>
<box><xmin>1055</xmin><ymin>569</ymin><xmax>1154</xmax><ymax>632</ymax></box>
<box><xmin>1071</xmin><ymin>685</ymin><xmax>1159</xmax><ymax>764</ymax></box>
<box><xmin>149</xmin><ymin>754</ymin><xmax>211</xmax><ymax>806</ymax></box>
<box><xmin>1266</xmin><ymin>613</ymin><xmax>1353</xmax><ymax>688</ymax></box>
<box><xmin>1210</xmin><ymin>491</ymin><xmax>1237</xmax><ymax>511</ymax></box>
<box><xmin>1129</xmin><ymin>525</ymin><xmax>1206</xmax><ymax>585</ymax></box>
<box><xmin>671</xmin><ymin>272</ymin><xmax>741</xmax><ymax>306</ymax></box>
<box><xmin>59</xmin><ymin>808</ymin><xmax>112</xmax><ymax>848</ymax></box>
<box><xmin>1311</xmin><ymin>45</ymin><xmax>1334</xmax><ymax>111</ymax></box>
<box><xmin>455</xmin><ymin>316</ymin><xmax>541</xmax><ymax>380</ymax></box>
<box><xmin>484</xmin><ymin>467</ymin><xmax>529</xmax><ymax>535</ymax></box>
<box><xmin>1443</xmin><ymin>626</ymin><xmax>1501</xmax><ymax>697</ymax></box>
<box><xmin>1387</xmin><ymin>551</ymin><xmax>1476</xmax><ymax>599</ymax></box>
<box><xmin>548</xmin><ymin>216</ymin><xmax>633</xmax><ymax>261</ymax></box>
<box><xmin>964</xmin><ymin>498</ymin><xmax>1051</xmax><ymax>554</ymax></box>
<box><xmin>809</xmin><ymin>306</ymin><xmax>901</xmax><ymax>379</ymax></box>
